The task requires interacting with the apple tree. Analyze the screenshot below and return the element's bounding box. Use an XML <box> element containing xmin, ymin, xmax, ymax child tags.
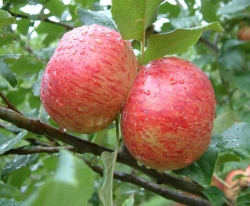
<box><xmin>0</xmin><ymin>0</ymin><xmax>250</xmax><ymax>206</ymax></box>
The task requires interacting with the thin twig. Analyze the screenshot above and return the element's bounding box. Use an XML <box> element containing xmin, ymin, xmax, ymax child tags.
<box><xmin>0</xmin><ymin>92</ymin><xmax>22</xmax><ymax>114</ymax></box>
<box><xmin>8</xmin><ymin>10</ymin><xmax>74</xmax><ymax>30</ymax></box>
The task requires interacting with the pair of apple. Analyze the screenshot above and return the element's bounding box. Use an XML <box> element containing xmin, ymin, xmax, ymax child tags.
<box><xmin>40</xmin><ymin>24</ymin><xmax>216</xmax><ymax>172</ymax></box>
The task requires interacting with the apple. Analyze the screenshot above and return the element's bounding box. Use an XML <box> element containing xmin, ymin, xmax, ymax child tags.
<box><xmin>224</xmin><ymin>165</ymin><xmax>250</xmax><ymax>200</ymax></box>
<box><xmin>121</xmin><ymin>57</ymin><xmax>216</xmax><ymax>172</ymax></box>
<box><xmin>238</xmin><ymin>25</ymin><xmax>250</xmax><ymax>41</ymax></box>
<box><xmin>211</xmin><ymin>176</ymin><xmax>224</xmax><ymax>191</ymax></box>
<box><xmin>40</xmin><ymin>24</ymin><xmax>138</xmax><ymax>133</ymax></box>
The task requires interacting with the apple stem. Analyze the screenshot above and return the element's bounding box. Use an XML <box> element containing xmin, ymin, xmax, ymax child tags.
<box><xmin>139</xmin><ymin>27</ymin><xmax>146</xmax><ymax>68</ymax></box>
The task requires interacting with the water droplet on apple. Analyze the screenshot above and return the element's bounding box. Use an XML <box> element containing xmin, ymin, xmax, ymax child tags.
<box><xmin>169</xmin><ymin>78</ymin><xmax>177</xmax><ymax>85</ymax></box>
<box><xmin>80</xmin><ymin>50</ymin><xmax>85</xmax><ymax>55</ymax></box>
<box><xmin>94</xmin><ymin>38</ymin><xmax>103</xmax><ymax>44</ymax></box>
<box><xmin>178</xmin><ymin>80</ymin><xmax>184</xmax><ymax>84</ymax></box>
<box><xmin>52</xmin><ymin>71</ymin><xmax>57</xmax><ymax>78</ymax></box>
<box><xmin>77</xmin><ymin>107</ymin><xmax>82</xmax><ymax>112</ymax></box>
<box><xmin>57</xmin><ymin>45</ymin><xmax>63</xmax><ymax>51</ymax></box>
<box><xmin>104</xmin><ymin>117</ymin><xmax>110</xmax><ymax>123</ymax></box>
<box><xmin>48</xmin><ymin>82</ymin><xmax>52</xmax><ymax>89</ymax></box>
<box><xmin>72</xmin><ymin>49</ymin><xmax>77</xmax><ymax>55</ymax></box>
<box><xmin>56</xmin><ymin>99</ymin><xmax>63</xmax><ymax>107</ymax></box>
<box><xmin>86</xmin><ymin>119</ymin><xmax>94</xmax><ymax>127</ymax></box>
<box><xmin>95</xmin><ymin>118</ymin><xmax>103</xmax><ymax>125</ymax></box>
<box><xmin>73</xmin><ymin>36</ymin><xmax>79</xmax><ymax>40</ymax></box>
<box><xmin>81</xmin><ymin>31</ymin><xmax>88</xmax><ymax>36</ymax></box>
<box><xmin>90</xmin><ymin>46</ymin><xmax>97</xmax><ymax>52</ymax></box>
<box><xmin>67</xmin><ymin>45</ymin><xmax>74</xmax><ymax>49</ymax></box>
<box><xmin>89</xmin><ymin>32</ymin><xmax>95</xmax><ymax>36</ymax></box>
<box><xmin>59</xmin><ymin>126</ymin><xmax>66</xmax><ymax>133</ymax></box>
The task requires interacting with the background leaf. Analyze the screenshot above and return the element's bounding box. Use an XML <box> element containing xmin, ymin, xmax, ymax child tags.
<box><xmin>111</xmin><ymin>0</ymin><xmax>163</xmax><ymax>41</ymax></box>
<box><xmin>217</xmin><ymin>0</ymin><xmax>250</xmax><ymax>15</ymax></box>
<box><xmin>202</xmin><ymin>186</ymin><xmax>225</xmax><ymax>206</ymax></box>
<box><xmin>122</xmin><ymin>194</ymin><xmax>134</xmax><ymax>206</ymax></box>
<box><xmin>21</xmin><ymin>150</ymin><xmax>95</xmax><ymax>206</ymax></box>
<box><xmin>143</xmin><ymin>22</ymin><xmax>223</xmax><ymax>64</ymax></box>
<box><xmin>76</xmin><ymin>7</ymin><xmax>117</xmax><ymax>30</ymax></box>
<box><xmin>0</xmin><ymin>10</ymin><xmax>15</xmax><ymax>29</ymax></box>
<box><xmin>1</xmin><ymin>154</ymin><xmax>39</xmax><ymax>183</ymax></box>
<box><xmin>0</xmin><ymin>198</ymin><xmax>20</xmax><ymax>206</ymax></box>
<box><xmin>212</xmin><ymin>122</ymin><xmax>250</xmax><ymax>156</ymax></box>
<box><xmin>99</xmin><ymin>151</ymin><xmax>116</xmax><ymax>206</ymax></box>
<box><xmin>174</xmin><ymin>147</ymin><xmax>219</xmax><ymax>188</ymax></box>
<box><xmin>0</xmin><ymin>130</ymin><xmax>28</xmax><ymax>155</ymax></box>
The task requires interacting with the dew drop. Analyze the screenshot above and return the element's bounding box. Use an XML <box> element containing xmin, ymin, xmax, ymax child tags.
<box><xmin>57</xmin><ymin>45</ymin><xmax>63</xmax><ymax>51</ymax></box>
<box><xmin>90</xmin><ymin>46</ymin><xmax>97</xmax><ymax>52</ymax></box>
<box><xmin>67</xmin><ymin>45</ymin><xmax>74</xmax><ymax>49</ymax></box>
<box><xmin>86</xmin><ymin>119</ymin><xmax>94</xmax><ymax>127</ymax></box>
<box><xmin>72</xmin><ymin>49</ymin><xmax>77</xmax><ymax>55</ymax></box>
<box><xmin>52</xmin><ymin>71</ymin><xmax>56</xmax><ymax>78</ymax></box>
<box><xmin>94</xmin><ymin>38</ymin><xmax>103</xmax><ymax>44</ymax></box>
<box><xmin>79</xmin><ymin>38</ymin><xmax>85</xmax><ymax>42</ymax></box>
<box><xmin>81</xmin><ymin>31</ymin><xmax>88</xmax><ymax>36</ymax></box>
<box><xmin>178</xmin><ymin>80</ymin><xmax>184</xmax><ymax>84</ymax></box>
<box><xmin>80</xmin><ymin>50</ymin><xmax>85</xmax><ymax>55</ymax></box>
<box><xmin>169</xmin><ymin>78</ymin><xmax>177</xmax><ymax>85</ymax></box>
<box><xmin>95</xmin><ymin>118</ymin><xmax>103</xmax><ymax>125</ymax></box>
<box><xmin>48</xmin><ymin>82</ymin><xmax>52</xmax><ymax>89</ymax></box>
<box><xmin>89</xmin><ymin>32</ymin><xmax>95</xmax><ymax>36</ymax></box>
<box><xmin>59</xmin><ymin>126</ymin><xmax>66</xmax><ymax>133</ymax></box>
<box><xmin>104</xmin><ymin>117</ymin><xmax>110</xmax><ymax>123</ymax></box>
<box><xmin>56</xmin><ymin>99</ymin><xmax>63</xmax><ymax>107</ymax></box>
<box><xmin>73</xmin><ymin>36</ymin><xmax>79</xmax><ymax>40</ymax></box>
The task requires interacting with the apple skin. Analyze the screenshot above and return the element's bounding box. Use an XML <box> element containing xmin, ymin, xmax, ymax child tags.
<box><xmin>121</xmin><ymin>57</ymin><xmax>216</xmax><ymax>172</ymax></box>
<box><xmin>224</xmin><ymin>165</ymin><xmax>250</xmax><ymax>200</ymax></box>
<box><xmin>40</xmin><ymin>24</ymin><xmax>138</xmax><ymax>133</ymax></box>
<box><xmin>238</xmin><ymin>25</ymin><xmax>250</xmax><ymax>41</ymax></box>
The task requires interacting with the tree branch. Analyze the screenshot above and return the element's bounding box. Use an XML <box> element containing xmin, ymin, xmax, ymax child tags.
<box><xmin>84</xmin><ymin>159</ymin><xmax>213</xmax><ymax>206</ymax></box>
<box><xmin>2</xmin><ymin>146</ymin><xmax>76</xmax><ymax>155</ymax></box>
<box><xmin>0</xmin><ymin>107</ymin><xmax>211</xmax><ymax>202</ymax></box>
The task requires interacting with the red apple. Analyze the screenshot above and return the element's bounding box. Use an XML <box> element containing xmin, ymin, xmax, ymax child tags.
<box><xmin>224</xmin><ymin>165</ymin><xmax>250</xmax><ymax>199</ymax></box>
<box><xmin>238</xmin><ymin>25</ymin><xmax>250</xmax><ymax>41</ymax></box>
<box><xmin>40</xmin><ymin>24</ymin><xmax>138</xmax><ymax>133</ymax></box>
<box><xmin>121</xmin><ymin>57</ymin><xmax>216</xmax><ymax>172</ymax></box>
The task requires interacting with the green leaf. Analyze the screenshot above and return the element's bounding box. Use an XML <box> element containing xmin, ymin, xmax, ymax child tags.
<box><xmin>234</xmin><ymin>71</ymin><xmax>250</xmax><ymax>95</ymax></box>
<box><xmin>143</xmin><ymin>22</ymin><xmax>223</xmax><ymax>64</ymax></box>
<box><xmin>0</xmin><ymin>198</ymin><xmax>21</xmax><ymax>206</ymax></box>
<box><xmin>0</xmin><ymin>130</ymin><xmax>28</xmax><ymax>155</ymax></box>
<box><xmin>200</xmin><ymin>0</ymin><xmax>219</xmax><ymax>22</ymax></box>
<box><xmin>0</xmin><ymin>34</ymin><xmax>14</xmax><ymax>48</ymax></box>
<box><xmin>0</xmin><ymin>54</ymin><xmax>24</xmax><ymax>87</ymax></box>
<box><xmin>1</xmin><ymin>154</ymin><xmax>38</xmax><ymax>183</ymax></box>
<box><xmin>99</xmin><ymin>151</ymin><xmax>116</xmax><ymax>206</ymax></box>
<box><xmin>122</xmin><ymin>194</ymin><xmax>134</xmax><ymax>206</ymax></box>
<box><xmin>236</xmin><ymin>187</ymin><xmax>250</xmax><ymax>206</ymax></box>
<box><xmin>76</xmin><ymin>7</ymin><xmax>117</xmax><ymax>30</ymax></box>
<box><xmin>111</xmin><ymin>0</ymin><xmax>163</xmax><ymax>41</ymax></box>
<box><xmin>212</xmin><ymin>122</ymin><xmax>250</xmax><ymax>156</ymax></box>
<box><xmin>202</xmin><ymin>186</ymin><xmax>226</xmax><ymax>206</ymax></box>
<box><xmin>174</xmin><ymin>147</ymin><xmax>219</xmax><ymax>188</ymax></box>
<box><xmin>217</xmin><ymin>0</ymin><xmax>250</xmax><ymax>15</ymax></box>
<box><xmin>0</xmin><ymin>10</ymin><xmax>15</xmax><ymax>29</ymax></box>
<box><xmin>21</xmin><ymin>150</ymin><xmax>95</xmax><ymax>206</ymax></box>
